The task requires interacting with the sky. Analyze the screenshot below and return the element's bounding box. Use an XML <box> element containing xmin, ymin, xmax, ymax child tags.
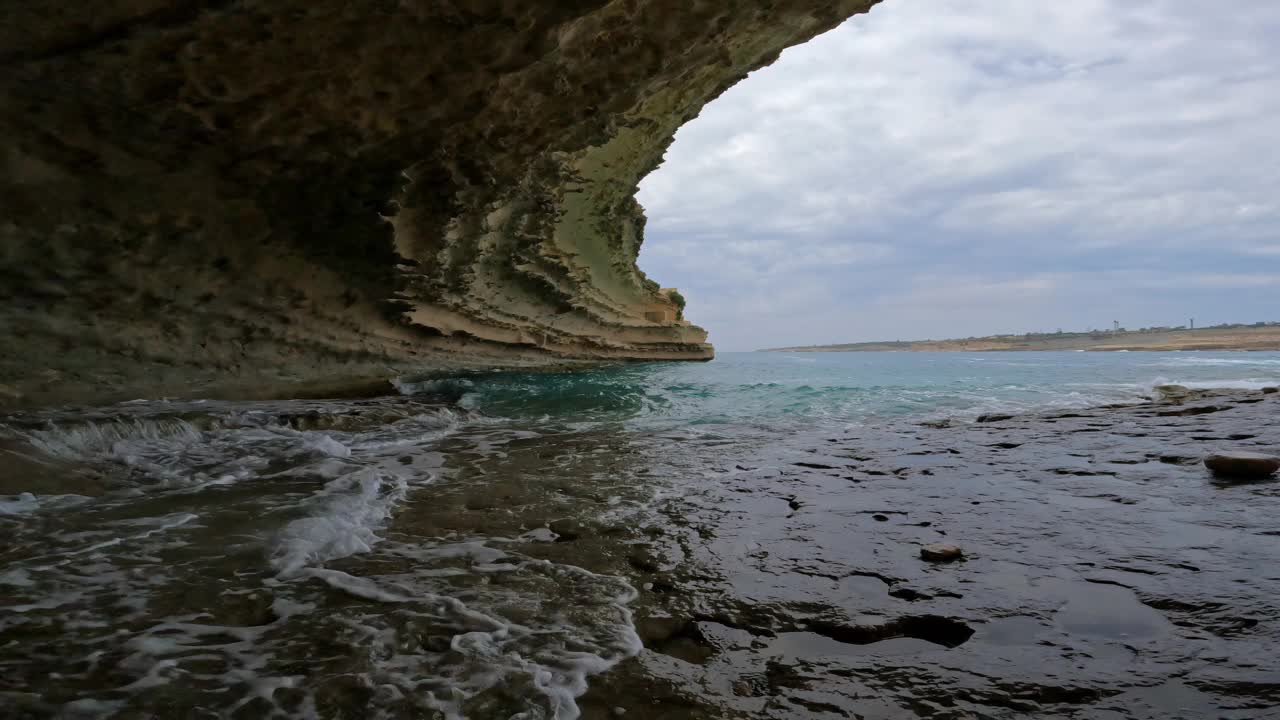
<box><xmin>635</xmin><ymin>0</ymin><xmax>1280</xmax><ymax>351</ymax></box>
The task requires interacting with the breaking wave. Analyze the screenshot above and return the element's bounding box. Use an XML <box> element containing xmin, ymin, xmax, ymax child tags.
<box><xmin>0</xmin><ymin>392</ymin><xmax>644</xmax><ymax>719</ymax></box>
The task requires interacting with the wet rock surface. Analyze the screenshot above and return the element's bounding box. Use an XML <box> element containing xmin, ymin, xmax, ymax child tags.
<box><xmin>3</xmin><ymin>389</ymin><xmax>1278</xmax><ymax>718</ymax></box>
<box><xmin>538</xmin><ymin>390</ymin><xmax>1279</xmax><ymax>719</ymax></box>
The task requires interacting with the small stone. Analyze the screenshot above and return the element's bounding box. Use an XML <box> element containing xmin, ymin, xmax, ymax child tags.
<box><xmin>920</xmin><ymin>544</ymin><xmax>964</xmax><ymax>562</ymax></box>
<box><xmin>872</xmin><ymin>513</ymin><xmax>889</xmax><ymax>522</ymax></box>
<box><xmin>1204</xmin><ymin>451</ymin><xmax>1280</xmax><ymax>480</ymax></box>
<box><xmin>548</xmin><ymin>518</ymin><xmax>582</xmax><ymax>540</ymax></box>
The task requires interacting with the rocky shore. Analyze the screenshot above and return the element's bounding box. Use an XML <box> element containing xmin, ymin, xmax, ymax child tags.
<box><xmin>448</xmin><ymin>388</ymin><xmax>1280</xmax><ymax>718</ymax></box>
<box><xmin>3</xmin><ymin>387</ymin><xmax>1277</xmax><ymax>718</ymax></box>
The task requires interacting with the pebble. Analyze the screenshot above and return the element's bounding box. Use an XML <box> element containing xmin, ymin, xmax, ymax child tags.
<box><xmin>921</xmin><ymin>543</ymin><xmax>964</xmax><ymax>562</ymax></box>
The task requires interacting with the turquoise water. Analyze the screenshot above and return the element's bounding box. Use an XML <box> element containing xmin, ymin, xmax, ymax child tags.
<box><xmin>409</xmin><ymin>351</ymin><xmax>1280</xmax><ymax>428</ymax></box>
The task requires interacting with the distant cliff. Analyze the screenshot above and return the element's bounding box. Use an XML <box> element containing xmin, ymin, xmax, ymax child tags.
<box><xmin>763</xmin><ymin>325</ymin><xmax>1280</xmax><ymax>352</ymax></box>
<box><xmin>0</xmin><ymin>1</ymin><xmax>881</xmax><ymax>407</ymax></box>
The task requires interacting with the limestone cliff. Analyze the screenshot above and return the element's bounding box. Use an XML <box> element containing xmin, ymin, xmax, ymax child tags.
<box><xmin>0</xmin><ymin>0</ymin><xmax>879</xmax><ymax>406</ymax></box>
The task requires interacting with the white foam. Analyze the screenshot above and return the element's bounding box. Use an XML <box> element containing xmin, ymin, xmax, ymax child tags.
<box><xmin>301</xmin><ymin>567</ymin><xmax>414</xmax><ymax>603</ymax></box>
<box><xmin>1178</xmin><ymin>379</ymin><xmax>1277</xmax><ymax>390</ymax></box>
<box><xmin>0</xmin><ymin>492</ymin><xmax>41</xmax><ymax>515</ymax></box>
<box><xmin>0</xmin><ymin>492</ymin><xmax>91</xmax><ymax>516</ymax></box>
<box><xmin>21</xmin><ymin>418</ymin><xmax>203</xmax><ymax>462</ymax></box>
<box><xmin>1157</xmin><ymin>356</ymin><xmax>1280</xmax><ymax>366</ymax></box>
<box><xmin>0</xmin><ymin>395</ymin><xmax>646</xmax><ymax>719</ymax></box>
<box><xmin>269</xmin><ymin>469</ymin><xmax>408</xmax><ymax>576</ymax></box>
<box><xmin>60</xmin><ymin>513</ymin><xmax>199</xmax><ymax>559</ymax></box>
<box><xmin>347</xmin><ymin>409</ymin><xmax>465</xmax><ymax>451</ymax></box>
<box><xmin>300</xmin><ymin>433</ymin><xmax>351</xmax><ymax>458</ymax></box>
<box><xmin>1141</xmin><ymin>376</ymin><xmax>1277</xmax><ymax>392</ymax></box>
<box><xmin>392</xmin><ymin>376</ymin><xmax>475</xmax><ymax>396</ymax></box>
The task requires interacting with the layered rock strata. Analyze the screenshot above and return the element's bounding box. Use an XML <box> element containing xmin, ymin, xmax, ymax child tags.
<box><xmin>0</xmin><ymin>0</ymin><xmax>880</xmax><ymax>406</ymax></box>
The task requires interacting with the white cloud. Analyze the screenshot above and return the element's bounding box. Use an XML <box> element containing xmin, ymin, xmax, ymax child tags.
<box><xmin>874</xmin><ymin>273</ymin><xmax>1067</xmax><ymax>308</ymax></box>
<box><xmin>636</xmin><ymin>0</ymin><xmax>1280</xmax><ymax>349</ymax></box>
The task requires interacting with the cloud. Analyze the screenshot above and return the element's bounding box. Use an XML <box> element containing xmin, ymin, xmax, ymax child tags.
<box><xmin>874</xmin><ymin>273</ymin><xmax>1067</xmax><ymax>308</ymax></box>
<box><xmin>635</xmin><ymin>0</ymin><xmax>1280</xmax><ymax>349</ymax></box>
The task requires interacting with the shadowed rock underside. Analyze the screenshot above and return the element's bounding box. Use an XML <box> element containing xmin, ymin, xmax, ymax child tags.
<box><xmin>0</xmin><ymin>0</ymin><xmax>881</xmax><ymax>407</ymax></box>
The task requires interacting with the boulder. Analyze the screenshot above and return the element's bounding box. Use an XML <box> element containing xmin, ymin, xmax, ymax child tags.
<box><xmin>920</xmin><ymin>544</ymin><xmax>964</xmax><ymax>562</ymax></box>
<box><xmin>1263</xmin><ymin>387</ymin><xmax>1278</xmax><ymax>394</ymax></box>
<box><xmin>1204</xmin><ymin>452</ymin><xmax>1280</xmax><ymax>480</ymax></box>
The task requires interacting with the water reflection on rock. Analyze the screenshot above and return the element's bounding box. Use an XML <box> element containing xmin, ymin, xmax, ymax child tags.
<box><xmin>2</xmin><ymin>387</ymin><xmax>1278</xmax><ymax>718</ymax></box>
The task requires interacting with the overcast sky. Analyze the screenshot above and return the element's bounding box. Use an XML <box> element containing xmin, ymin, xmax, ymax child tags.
<box><xmin>636</xmin><ymin>0</ymin><xmax>1280</xmax><ymax>351</ymax></box>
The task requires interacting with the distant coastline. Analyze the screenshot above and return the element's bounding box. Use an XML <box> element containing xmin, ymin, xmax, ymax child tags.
<box><xmin>761</xmin><ymin>323</ymin><xmax>1280</xmax><ymax>353</ymax></box>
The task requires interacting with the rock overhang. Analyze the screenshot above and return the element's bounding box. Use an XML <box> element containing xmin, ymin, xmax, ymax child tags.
<box><xmin>0</xmin><ymin>0</ymin><xmax>882</xmax><ymax>407</ymax></box>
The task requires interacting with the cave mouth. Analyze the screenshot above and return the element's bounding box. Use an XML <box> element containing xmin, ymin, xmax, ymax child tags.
<box><xmin>0</xmin><ymin>1</ymin><xmax>885</xmax><ymax>408</ymax></box>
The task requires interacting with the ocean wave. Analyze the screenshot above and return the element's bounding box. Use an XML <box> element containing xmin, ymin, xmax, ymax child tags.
<box><xmin>392</xmin><ymin>375</ymin><xmax>477</xmax><ymax>399</ymax></box>
<box><xmin>18</xmin><ymin>418</ymin><xmax>204</xmax><ymax>462</ymax></box>
<box><xmin>1154</xmin><ymin>357</ymin><xmax>1280</xmax><ymax>367</ymax></box>
<box><xmin>0</xmin><ymin>492</ymin><xmax>91</xmax><ymax>516</ymax></box>
<box><xmin>296</xmin><ymin>549</ymin><xmax>643</xmax><ymax>720</ymax></box>
<box><xmin>1164</xmin><ymin>378</ymin><xmax>1277</xmax><ymax>391</ymax></box>
<box><xmin>269</xmin><ymin>469</ymin><xmax>409</xmax><ymax>576</ymax></box>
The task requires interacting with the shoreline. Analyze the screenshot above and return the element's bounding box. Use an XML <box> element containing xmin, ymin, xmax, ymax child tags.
<box><xmin>763</xmin><ymin>345</ymin><xmax>1280</xmax><ymax>352</ymax></box>
<box><xmin>761</xmin><ymin>326</ymin><xmax>1280</xmax><ymax>354</ymax></box>
<box><xmin>2</xmin><ymin>386</ymin><xmax>1277</xmax><ymax>717</ymax></box>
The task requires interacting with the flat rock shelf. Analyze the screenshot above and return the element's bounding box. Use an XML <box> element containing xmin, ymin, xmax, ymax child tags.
<box><xmin>550</xmin><ymin>390</ymin><xmax>1280</xmax><ymax>718</ymax></box>
<box><xmin>2</xmin><ymin>389</ymin><xmax>1277</xmax><ymax>718</ymax></box>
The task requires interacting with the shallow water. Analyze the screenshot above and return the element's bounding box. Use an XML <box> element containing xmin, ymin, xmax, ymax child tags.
<box><xmin>2</xmin><ymin>351</ymin><xmax>1278</xmax><ymax>718</ymax></box>
<box><xmin>407</xmin><ymin>350</ymin><xmax>1280</xmax><ymax>428</ymax></box>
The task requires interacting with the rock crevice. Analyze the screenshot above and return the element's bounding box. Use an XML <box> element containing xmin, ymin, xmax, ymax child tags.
<box><xmin>0</xmin><ymin>0</ymin><xmax>880</xmax><ymax>406</ymax></box>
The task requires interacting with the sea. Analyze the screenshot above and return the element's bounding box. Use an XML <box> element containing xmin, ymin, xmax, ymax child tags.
<box><xmin>2</xmin><ymin>350</ymin><xmax>1278</xmax><ymax>718</ymax></box>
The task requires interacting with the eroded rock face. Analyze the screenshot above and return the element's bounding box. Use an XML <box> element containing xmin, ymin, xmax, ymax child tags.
<box><xmin>0</xmin><ymin>1</ymin><xmax>881</xmax><ymax>406</ymax></box>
